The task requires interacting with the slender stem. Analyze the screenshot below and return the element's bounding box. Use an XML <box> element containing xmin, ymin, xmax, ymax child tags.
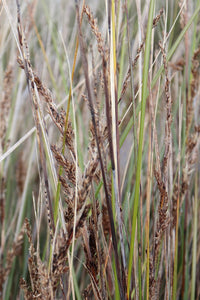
<box><xmin>75</xmin><ymin>3</ymin><xmax>124</xmax><ymax>298</ymax></box>
<box><xmin>127</xmin><ymin>0</ymin><xmax>155</xmax><ymax>297</ymax></box>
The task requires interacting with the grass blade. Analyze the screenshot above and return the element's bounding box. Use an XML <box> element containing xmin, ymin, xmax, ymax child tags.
<box><xmin>127</xmin><ymin>0</ymin><xmax>155</xmax><ymax>297</ymax></box>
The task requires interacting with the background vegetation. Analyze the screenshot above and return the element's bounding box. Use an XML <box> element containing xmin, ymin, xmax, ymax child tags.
<box><xmin>0</xmin><ymin>0</ymin><xmax>200</xmax><ymax>299</ymax></box>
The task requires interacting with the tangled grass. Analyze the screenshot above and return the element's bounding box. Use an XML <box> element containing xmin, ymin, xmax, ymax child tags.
<box><xmin>0</xmin><ymin>0</ymin><xmax>200</xmax><ymax>299</ymax></box>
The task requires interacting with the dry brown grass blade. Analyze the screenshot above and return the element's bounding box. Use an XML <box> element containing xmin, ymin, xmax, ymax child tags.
<box><xmin>150</xmin><ymin>40</ymin><xmax>172</xmax><ymax>298</ymax></box>
<box><xmin>83</xmin><ymin>4</ymin><xmax>115</xmax><ymax>173</ymax></box>
<box><xmin>159</xmin><ymin>42</ymin><xmax>172</xmax><ymax>183</ymax></box>
<box><xmin>75</xmin><ymin>2</ymin><xmax>124</xmax><ymax>298</ymax></box>
<box><xmin>16</xmin><ymin>0</ymin><xmax>55</xmax><ymax>234</ymax></box>
<box><xmin>84</xmin><ymin>2</ymin><xmax>127</xmax><ymax>285</ymax></box>
<box><xmin>187</xmin><ymin>46</ymin><xmax>200</xmax><ymax>134</ymax></box>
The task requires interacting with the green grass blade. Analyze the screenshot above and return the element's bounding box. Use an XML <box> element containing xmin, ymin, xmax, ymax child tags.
<box><xmin>191</xmin><ymin>171</ymin><xmax>198</xmax><ymax>300</ymax></box>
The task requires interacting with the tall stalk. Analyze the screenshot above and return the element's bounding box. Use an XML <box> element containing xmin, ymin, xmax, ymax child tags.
<box><xmin>127</xmin><ymin>0</ymin><xmax>155</xmax><ymax>297</ymax></box>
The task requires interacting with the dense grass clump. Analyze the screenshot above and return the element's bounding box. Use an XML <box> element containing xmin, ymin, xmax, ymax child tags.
<box><xmin>0</xmin><ymin>0</ymin><xmax>200</xmax><ymax>299</ymax></box>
